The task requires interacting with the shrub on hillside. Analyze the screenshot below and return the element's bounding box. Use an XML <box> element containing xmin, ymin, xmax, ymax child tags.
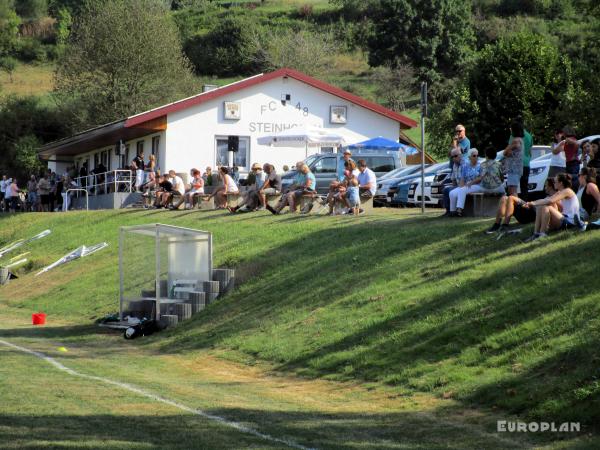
<box><xmin>184</xmin><ymin>15</ymin><xmax>260</xmax><ymax>76</ymax></box>
<box><xmin>15</xmin><ymin>36</ymin><xmax>47</xmax><ymax>61</ymax></box>
<box><xmin>370</xmin><ymin>64</ymin><xmax>417</xmax><ymax>112</ymax></box>
<box><xmin>250</xmin><ymin>28</ymin><xmax>338</xmax><ymax>77</ymax></box>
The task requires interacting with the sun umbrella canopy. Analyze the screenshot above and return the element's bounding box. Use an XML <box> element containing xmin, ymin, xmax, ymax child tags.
<box><xmin>347</xmin><ymin>136</ymin><xmax>419</xmax><ymax>155</ymax></box>
<box><xmin>257</xmin><ymin>125</ymin><xmax>347</xmax><ymax>148</ymax></box>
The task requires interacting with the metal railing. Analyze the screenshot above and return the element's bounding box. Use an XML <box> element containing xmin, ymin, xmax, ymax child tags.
<box><xmin>73</xmin><ymin>170</ymin><xmax>133</xmax><ymax>197</ymax></box>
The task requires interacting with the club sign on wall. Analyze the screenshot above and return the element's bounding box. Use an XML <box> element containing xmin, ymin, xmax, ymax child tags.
<box><xmin>248</xmin><ymin>100</ymin><xmax>310</xmax><ymax>133</ymax></box>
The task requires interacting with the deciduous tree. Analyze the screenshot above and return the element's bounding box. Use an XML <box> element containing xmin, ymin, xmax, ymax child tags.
<box><xmin>367</xmin><ymin>0</ymin><xmax>474</xmax><ymax>83</ymax></box>
<box><xmin>55</xmin><ymin>0</ymin><xmax>196</xmax><ymax>128</ymax></box>
<box><xmin>427</xmin><ymin>32</ymin><xmax>577</xmax><ymax>158</ymax></box>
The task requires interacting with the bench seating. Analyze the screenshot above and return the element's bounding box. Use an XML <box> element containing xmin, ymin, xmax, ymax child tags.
<box><xmin>226</xmin><ymin>193</ymin><xmax>241</xmax><ymax>207</ymax></box>
<box><xmin>194</xmin><ymin>194</ymin><xmax>215</xmax><ymax>210</ymax></box>
<box><xmin>463</xmin><ymin>192</ymin><xmax>503</xmax><ymax>217</ymax></box>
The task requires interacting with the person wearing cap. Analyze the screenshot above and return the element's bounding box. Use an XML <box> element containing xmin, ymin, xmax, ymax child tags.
<box><xmin>228</xmin><ymin>163</ymin><xmax>265</xmax><ymax>213</ymax></box>
<box><xmin>452</xmin><ymin>125</ymin><xmax>470</xmax><ymax>155</ymax></box>
<box><xmin>337</xmin><ymin>149</ymin><xmax>355</xmax><ymax>182</ymax></box>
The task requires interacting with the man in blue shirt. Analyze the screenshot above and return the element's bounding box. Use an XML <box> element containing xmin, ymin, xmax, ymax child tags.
<box><xmin>453</xmin><ymin>124</ymin><xmax>471</xmax><ymax>155</ymax></box>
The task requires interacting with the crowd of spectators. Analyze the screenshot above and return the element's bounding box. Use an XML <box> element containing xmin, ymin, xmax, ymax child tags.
<box><xmin>442</xmin><ymin>120</ymin><xmax>600</xmax><ymax>241</ymax></box>
<box><xmin>0</xmin><ymin>168</ymin><xmax>79</xmax><ymax>213</ymax></box>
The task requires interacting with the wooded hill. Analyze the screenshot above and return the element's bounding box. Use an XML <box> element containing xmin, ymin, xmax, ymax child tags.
<box><xmin>1</xmin><ymin>0</ymin><xmax>600</xmax><ymax>179</ymax></box>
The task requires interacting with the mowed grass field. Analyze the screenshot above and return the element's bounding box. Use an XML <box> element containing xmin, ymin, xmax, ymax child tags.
<box><xmin>1</xmin><ymin>208</ymin><xmax>599</xmax><ymax>449</ymax></box>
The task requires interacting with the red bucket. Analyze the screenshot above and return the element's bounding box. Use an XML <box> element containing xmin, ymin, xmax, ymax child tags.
<box><xmin>32</xmin><ymin>313</ymin><xmax>46</xmax><ymax>325</ymax></box>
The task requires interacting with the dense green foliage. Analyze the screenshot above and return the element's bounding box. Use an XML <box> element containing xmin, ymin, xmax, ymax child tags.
<box><xmin>0</xmin><ymin>96</ymin><xmax>72</xmax><ymax>179</ymax></box>
<box><xmin>428</xmin><ymin>32</ymin><xmax>578</xmax><ymax>152</ymax></box>
<box><xmin>184</xmin><ymin>15</ymin><xmax>259</xmax><ymax>76</ymax></box>
<box><xmin>367</xmin><ymin>0</ymin><xmax>475</xmax><ymax>83</ymax></box>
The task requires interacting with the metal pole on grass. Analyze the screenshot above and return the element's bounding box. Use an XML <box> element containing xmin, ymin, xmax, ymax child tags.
<box><xmin>420</xmin><ymin>82</ymin><xmax>427</xmax><ymax>214</ymax></box>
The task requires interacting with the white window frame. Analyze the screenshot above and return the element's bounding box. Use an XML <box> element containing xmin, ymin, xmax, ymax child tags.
<box><xmin>214</xmin><ymin>135</ymin><xmax>250</xmax><ymax>170</ymax></box>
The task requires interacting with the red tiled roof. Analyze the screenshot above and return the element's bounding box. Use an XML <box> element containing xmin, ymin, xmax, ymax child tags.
<box><xmin>124</xmin><ymin>68</ymin><xmax>418</xmax><ymax>129</ymax></box>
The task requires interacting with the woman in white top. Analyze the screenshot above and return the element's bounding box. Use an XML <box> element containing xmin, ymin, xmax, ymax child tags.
<box><xmin>210</xmin><ymin>166</ymin><xmax>239</xmax><ymax>208</ymax></box>
<box><xmin>524</xmin><ymin>173</ymin><xmax>580</xmax><ymax>241</ymax></box>
<box><xmin>548</xmin><ymin>129</ymin><xmax>566</xmax><ymax>178</ymax></box>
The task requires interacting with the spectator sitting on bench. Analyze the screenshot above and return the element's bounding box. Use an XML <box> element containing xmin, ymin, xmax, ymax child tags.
<box><xmin>203</xmin><ymin>167</ymin><xmax>213</xmax><ymax>187</ymax></box>
<box><xmin>576</xmin><ymin>167</ymin><xmax>600</xmax><ymax>222</ymax></box>
<box><xmin>209</xmin><ymin>166</ymin><xmax>239</xmax><ymax>209</ymax></box>
<box><xmin>180</xmin><ymin>169</ymin><xmax>204</xmax><ymax>209</ymax></box>
<box><xmin>228</xmin><ymin>163</ymin><xmax>265</xmax><ymax>213</ymax></box>
<box><xmin>441</xmin><ymin>148</ymin><xmax>466</xmax><ymax>217</ymax></box>
<box><xmin>357</xmin><ymin>159</ymin><xmax>377</xmax><ymax>199</ymax></box>
<box><xmin>257</xmin><ymin>163</ymin><xmax>281</xmax><ymax>210</ymax></box>
<box><xmin>327</xmin><ymin>159</ymin><xmax>358</xmax><ymax>209</ymax></box>
<box><xmin>449</xmin><ymin>148</ymin><xmax>481</xmax><ymax>217</ymax></box>
<box><xmin>266</xmin><ymin>161</ymin><xmax>303</xmax><ymax>214</ymax></box>
<box><xmin>327</xmin><ymin>161</ymin><xmax>357</xmax><ymax>214</ymax></box>
<box><xmin>523</xmin><ymin>173</ymin><xmax>582</xmax><ymax>242</ymax></box>
<box><xmin>486</xmin><ymin>178</ymin><xmax>556</xmax><ymax>234</ymax></box>
<box><xmin>451</xmin><ymin>146</ymin><xmax>505</xmax><ymax>217</ymax></box>
<box><xmin>141</xmin><ymin>170</ymin><xmax>157</xmax><ymax>199</ymax></box>
<box><xmin>167</xmin><ymin>170</ymin><xmax>185</xmax><ymax>209</ymax></box>
<box><xmin>267</xmin><ymin>163</ymin><xmax>315</xmax><ymax>214</ymax></box>
<box><xmin>154</xmin><ymin>174</ymin><xmax>173</xmax><ymax>208</ymax></box>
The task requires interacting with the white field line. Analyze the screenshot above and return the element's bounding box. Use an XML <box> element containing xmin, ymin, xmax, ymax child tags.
<box><xmin>0</xmin><ymin>339</ymin><xmax>315</xmax><ymax>450</ymax></box>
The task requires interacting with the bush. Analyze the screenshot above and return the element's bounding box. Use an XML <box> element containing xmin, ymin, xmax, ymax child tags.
<box><xmin>15</xmin><ymin>37</ymin><xmax>47</xmax><ymax>62</ymax></box>
<box><xmin>184</xmin><ymin>15</ymin><xmax>260</xmax><ymax>76</ymax></box>
<box><xmin>251</xmin><ymin>28</ymin><xmax>338</xmax><ymax>77</ymax></box>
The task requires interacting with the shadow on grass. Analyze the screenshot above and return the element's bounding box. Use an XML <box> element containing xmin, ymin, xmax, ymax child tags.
<box><xmin>0</xmin><ymin>324</ymin><xmax>103</xmax><ymax>340</ymax></box>
<box><xmin>0</xmin><ymin>408</ymin><xmax>545</xmax><ymax>450</ymax></box>
<box><xmin>153</xmin><ymin>214</ymin><xmax>600</xmax><ymax>427</ymax></box>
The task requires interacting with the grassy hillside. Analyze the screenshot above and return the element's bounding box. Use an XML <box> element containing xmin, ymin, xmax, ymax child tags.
<box><xmin>1</xmin><ymin>208</ymin><xmax>599</xmax><ymax>445</ymax></box>
<box><xmin>0</xmin><ymin>62</ymin><xmax>54</xmax><ymax>98</ymax></box>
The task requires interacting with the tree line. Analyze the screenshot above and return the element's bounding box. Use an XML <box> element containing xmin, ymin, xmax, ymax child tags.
<box><xmin>1</xmin><ymin>0</ymin><xmax>600</xmax><ymax>180</ymax></box>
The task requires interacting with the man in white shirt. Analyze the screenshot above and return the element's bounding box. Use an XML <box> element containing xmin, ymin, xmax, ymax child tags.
<box><xmin>356</xmin><ymin>159</ymin><xmax>377</xmax><ymax>198</ymax></box>
<box><xmin>168</xmin><ymin>170</ymin><xmax>185</xmax><ymax>209</ymax></box>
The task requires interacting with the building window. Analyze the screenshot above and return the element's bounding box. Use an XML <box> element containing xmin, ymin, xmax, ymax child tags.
<box><xmin>121</xmin><ymin>144</ymin><xmax>130</xmax><ymax>169</ymax></box>
<box><xmin>136</xmin><ymin>140</ymin><xmax>144</xmax><ymax>156</ymax></box>
<box><xmin>101</xmin><ymin>150</ymin><xmax>110</xmax><ymax>170</ymax></box>
<box><xmin>320</xmin><ymin>146</ymin><xmax>334</xmax><ymax>154</ymax></box>
<box><xmin>215</xmin><ymin>136</ymin><xmax>249</xmax><ymax>169</ymax></box>
<box><xmin>152</xmin><ymin>136</ymin><xmax>160</xmax><ymax>167</ymax></box>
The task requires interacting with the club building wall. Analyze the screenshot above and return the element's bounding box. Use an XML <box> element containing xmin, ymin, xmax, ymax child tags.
<box><xmin>163</xmin><ymin>77</ymin><xmax>400</xmax><ymax>174</ymax></box>
<box><xmin>49</xmin><ymin>76</ymin><xmax>400</xmax><ymax>177</ymax></box>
